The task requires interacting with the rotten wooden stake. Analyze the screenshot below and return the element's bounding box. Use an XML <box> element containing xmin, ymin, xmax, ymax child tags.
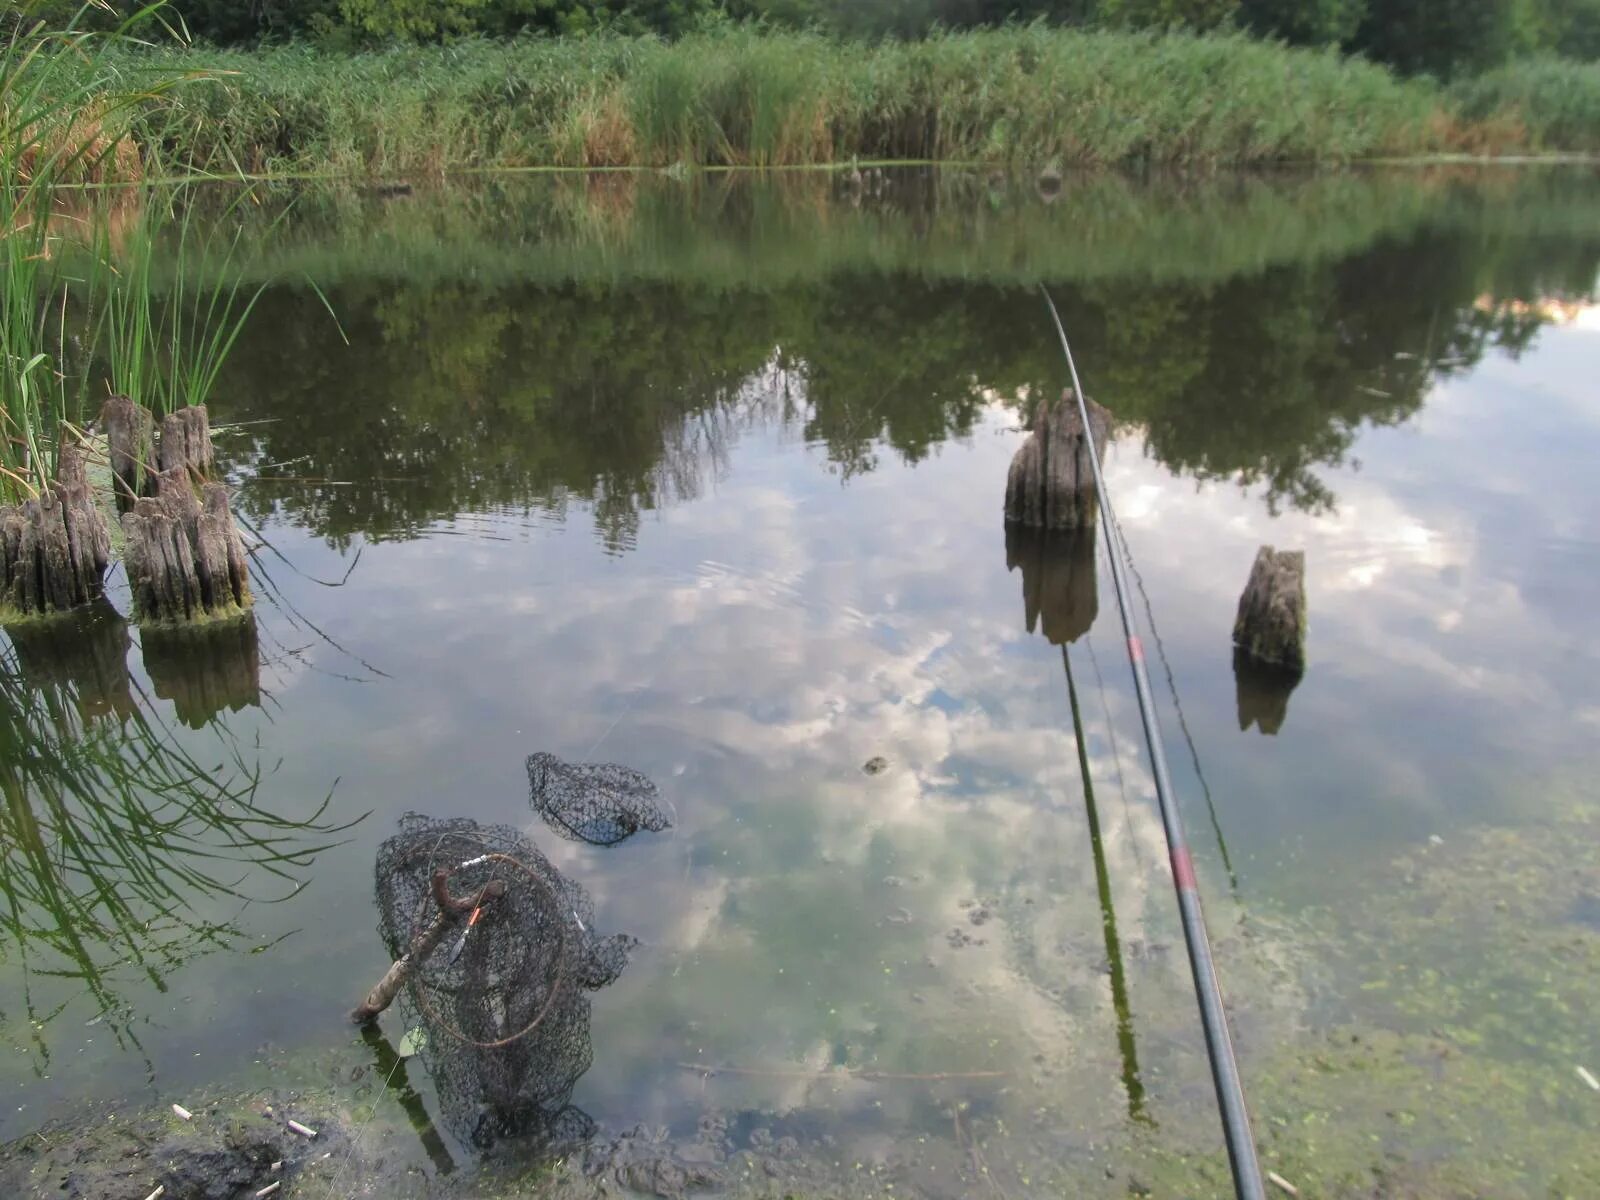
<box><xmin>0</xmin><ymin>443</ymin><xmax>112</xmax><ymax>618</ymax></box>
<box><xmin>351</xmin><ymin>871</ymin><xmax>506</xmax><ymax>1025</ymax></box>
<box><xmin>121</xmin><ymin>468</ymin><xmax>252</xmax><ymax>624</ymax></box>
<box><xmin>158</xmin><ymin>405</ymin><xmax>215</xmax><ymax>481</ymax></box>
<box><xmin>1004</xmin><ymin>389</ymin><xmax>1110</xmax><ymax>532</ymax></box>
<box><xmin>1232</xmin><ymin>545</ymin><xmax>1307</xmax><ymax>675</ymax></box>
<box><xmin>101</xmin><ymin>394</ymin><xmax>154</xmax><ymax>508</ymax></box>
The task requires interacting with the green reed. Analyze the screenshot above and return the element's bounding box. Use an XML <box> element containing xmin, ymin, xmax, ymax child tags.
<box><xmin>98</xmin><ymin>188</ymin><xmax>269</xmax><ymax>419</ymax></box>
<box><xmin>1451</xmin><ymin>57</ymin><xmax>1600</xmax><ymax>153</ymax></box>
<box><xmin>1</xmin><ymin>3</ymin><xmax>250</xmax><ymax>509</ymax></box>
<box><xmin>101</xmin><ymin>26</ymin><xmax>1462</xmax><ymax>180</ymax></box>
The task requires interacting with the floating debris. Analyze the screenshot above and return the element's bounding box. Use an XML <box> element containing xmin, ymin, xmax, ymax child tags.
<box><xmin>1267</xmin><ymin>1169</ymin><xmax>1300</xmax><ymax>1196</ymax></box>
<box><xmin>170</xmin><ymin>1104</ymin><xmax>192</xmax><ymax>1121</ymax></box>
<box><xmin>287</xmin><ymin>1119</ymin><xmax>318</xmax><ymax>1139</ymax></box>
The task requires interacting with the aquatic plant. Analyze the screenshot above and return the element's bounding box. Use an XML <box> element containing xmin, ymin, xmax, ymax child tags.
<box><xmin>0</xmin><ymin>2</ymin><xmax>200</xmax><ymax>506</ymax></box>
<box><xmin>97</xmin><ymin>188</ymin><xmax>269</xmax><ymax>419</ymax></box>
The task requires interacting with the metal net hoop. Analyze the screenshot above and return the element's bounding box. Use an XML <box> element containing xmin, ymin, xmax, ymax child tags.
<box><xmin>408</xmin><ymin>850</ymin><xmax>572</xmax><ymax>1051</ymax></box>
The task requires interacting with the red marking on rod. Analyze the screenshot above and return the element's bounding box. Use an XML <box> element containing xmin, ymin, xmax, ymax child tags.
<box><xmin>1170</xmin><ymin>847</ymin><xmax>1198</xmax><ymax>891</ymax></box>
<box><xmin>1128</xmin><ymin>635</ymin><xmax>1145</xmax><ymax>664</ymax></box>
<box><xmin>467</xmin><ymin>906</ymin><xmax>483</xmax><ymax>927</ymax></box>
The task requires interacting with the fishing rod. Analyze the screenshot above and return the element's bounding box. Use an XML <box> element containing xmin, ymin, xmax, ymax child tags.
<box><xmin>1040</xmin><ymin>287</ymin><xmax>1265</xmax><ymax>1200</ymax></box>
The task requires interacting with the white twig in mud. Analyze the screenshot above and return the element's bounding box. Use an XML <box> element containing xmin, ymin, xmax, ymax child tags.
<box><xmin>255</xmin><ymin>1183</ymin><xmax>281</xmax><ymax>1198</ymax></box>
<box><xmin>1267</xmin><ymin>1170</ymin><xmax>1300</xmax><ymax>1196</ymax></box>
<box><xmin>287</xmin><ymin>1119</ymin><xmax>318</xmax><ymax>1138</ymax></box>
<box><xmin>170</xmin><ymin>1104</ymin><xmax>192</xmax><ymax>1121</ymax></box>
<box><xmin>1578</xmin><ymin>1065</ymin><xmax>1600</xmax><ymax>1091</ymax></box>
<box><xmin>142</xmin><ymin>1188</ymin><xmax>165</xmax><ymax>1200</ymax></box>
<box><xmin>270</xmin><ymin>1160</ymin><xmax>282</xmax><ymax>1172</ymax></box>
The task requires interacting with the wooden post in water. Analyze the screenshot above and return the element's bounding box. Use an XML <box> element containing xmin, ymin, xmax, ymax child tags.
<box><xmin>122</xmin><ymin>471</ymin><xmax>253</xmax><ymax>623</ymax></box>
<box><xmin>0</xmin><ymin>444</ymin><xmax>112</xmax><ymax>620</ymax></box>
<box><xmin>1232</xmin><ymin>546</ymin><xmax>1307</xmax><ymax>675</ymax></box>
<box><xmin>157</xmin><ymin>405</ymin><xmax>215</xmax><ymax>480</ymax></box>
<box><xmin>116</xmin><ymin>402</ymin><xmax>254</xmax><ymax>626</ymax></box>
<box><xmin>1004</xmin><ymin>389</ymin><xmax>1110</xmax><ymax>532</ymax></box>
<box><xmin>101</xmin><ymin>394</ymin><xmax>154</xmax><ymax>508</ymax></box>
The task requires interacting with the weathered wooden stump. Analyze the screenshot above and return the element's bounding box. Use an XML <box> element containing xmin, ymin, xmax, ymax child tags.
<box><xmin>122</xmin><ymin>468</ymin><xmax>252</xmax><ymax>625</ymax></box>
<box><xmin>1233</xmin><ymin>647</ymin><xmax>1301</xmax><ymax>736</ymax></box>
<box><xmin>157</xmin><ymin>405</ymin><xmax>215</xmax><ymax>480</ymax></box>
<box><xmin>1004</xmin><ymin>389</ymin><xmax>1110</xmax><ymax>531</ymax></box>
<box><xmin>142</xmin><ymin>610</ymin><xmax>261</xmax><ymax>729</ymax></box>
<box><xmin>5</xmin><ymin>596</ymin><xmax>134</xmax><ymax>724</ymax></box>
<box><xmin>1232</xmin><ymin>546</ymin><xmax>1306</xmax><ymax>674</ymax></box>
<box><xmin>100</xmin><ymin>394</ymin><xmax>155</xmax><ymax>508</ymax></box>
<box><xmin>0</xmin><ymin>444</ymin><xmax>113</xmax><ymax>619</ymax></box>
<box><xmin>1005</xmin><ymin>523</ymin><xmax>1099</xmax><ymax>645</ymax></box>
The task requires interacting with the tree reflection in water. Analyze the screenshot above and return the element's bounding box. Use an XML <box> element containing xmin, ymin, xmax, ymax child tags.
<box><xmin>210</xmin><ymin>170</ymin><xmax>1600</xmax><ymax>550</ymax></box>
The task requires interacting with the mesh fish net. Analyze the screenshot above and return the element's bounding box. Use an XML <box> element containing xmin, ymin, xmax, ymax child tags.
<box><xmin>374</xmin><ymin>815</ymin><xmax>633</xmax><ymax>1150</ymax></box>
<box><xmin>527</xmin><ymin>752</ymin><xmax>671</xmax><ymax>847</ymax></box>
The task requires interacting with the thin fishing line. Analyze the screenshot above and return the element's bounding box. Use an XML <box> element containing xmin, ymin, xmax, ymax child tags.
<box><xmin>582</xmin><ymin>682</ymin><xmax>648</xmax><ymax>761</ymax></box>
<box><xmin>1084</xmin><ymin>630</ymin><xmax>1142</xmax><ymax>872</ymax></box>
<box><xmin>324</xmin><ymin>1049</ymin><xmax>406</xmax><ymax>1200</ymax></box>
<box><xmin>1039</xmin><ymin>286</ymin><xmax>1265</xmax><ymax>1200</ymax></box>
<box><xmin>1108</xmin><ymin>510</ymin><xmax>1239</xmax><ymax>891</ymax></box>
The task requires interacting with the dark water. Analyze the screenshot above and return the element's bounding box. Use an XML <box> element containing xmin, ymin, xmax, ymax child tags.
<box><xmin>4</xmin><ymin>167</ymin><xmax>1600</xmax><ymax>1195</ymax></box>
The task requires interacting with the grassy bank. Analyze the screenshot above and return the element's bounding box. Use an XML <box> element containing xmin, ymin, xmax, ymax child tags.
<box><xmin>1452</xmin><ymin>56</ymin><xmax>1600</xmax><ymax>153</ymax></box>
<box><xmin>98</xmin><ymin>26</ymin><xmax>1479</xmax><ymax>177</ymax></box>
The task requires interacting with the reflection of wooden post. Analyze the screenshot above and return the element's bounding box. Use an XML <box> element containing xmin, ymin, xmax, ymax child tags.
<box><xmin>1004</xmin><ymin>390</ymin><xmax>1110</xmax><ymax>531</ymax></box>
<box><xmin>1005</xmin><ymin>523</ymin><xmax>1098</xmax><ymax>645</ymax></box>
<box><xmin>141</xmin><ymin>611</ymin><xmax>261</xmax><ymax>729</ymax></box>
<box><xmin>1232</xmin><ymin>546</ymin><xmax>1306</xmax><ymax>673</ymax></box>
<box><xmin>6</xmin><ymin>596</ymin><xmax>134</xmax><ymax>723</ymax></box>
<box><xmin>1233</xmin><ymin>648</ymin><xmax>1301</xmax><ymax>736</ymax></box>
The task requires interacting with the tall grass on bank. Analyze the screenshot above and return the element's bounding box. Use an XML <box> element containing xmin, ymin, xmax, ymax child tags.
<box><xmin>109</xmin><ymin>26</ymin><xmax>1450</xmax><ymax>178</ymax></box>
<box><xmin>1452</xmin><ymin>58</ymin><xmax>1600</xmax><ymax>154</ymax></box>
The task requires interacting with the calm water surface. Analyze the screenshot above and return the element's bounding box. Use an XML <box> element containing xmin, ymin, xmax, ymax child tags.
<box><xmin>3</xmin><ymin>167</ymin><xmax>1599</xmax><ymax>1196</ymax></box>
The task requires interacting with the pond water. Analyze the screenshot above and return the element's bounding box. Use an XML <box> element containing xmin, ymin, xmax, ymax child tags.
<box><xmin>3</xmin><ymin>166</ymin><xmax>1600</xmax><ymax>1197</ymax></box>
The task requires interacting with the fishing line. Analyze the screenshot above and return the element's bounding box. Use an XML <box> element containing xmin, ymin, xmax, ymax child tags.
<box><xmin>1083</xmin><ymin>631</ymin><xmax>1142</xmax><ymax>872</ymax></box>
<box><xmin>1108</xmin><ymin>508</ymin><xmax>1239</xmax><ymax>891</ymax></box>
<box><xmin>1039</xmin><ymin>286</ymin><xmax>1265</xmax><ymax>1200</ymax></box>
<box><xmin>323</xmin><ymin>1050</ymin><xmax>406</xmax><ymax>1200</ymax></box>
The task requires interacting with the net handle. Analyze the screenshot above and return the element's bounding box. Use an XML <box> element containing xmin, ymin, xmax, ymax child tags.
<box><xmin>413</xmin><ymin>851</ymin><xmax>572</xmax><ymax>1050</ymax></box>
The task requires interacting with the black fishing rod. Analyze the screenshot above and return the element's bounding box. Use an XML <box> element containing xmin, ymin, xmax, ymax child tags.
<box><xmin>1040</xmin><ymin>287</ymin><xmax>1265</xmax><ymax>1200</ymax></box>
